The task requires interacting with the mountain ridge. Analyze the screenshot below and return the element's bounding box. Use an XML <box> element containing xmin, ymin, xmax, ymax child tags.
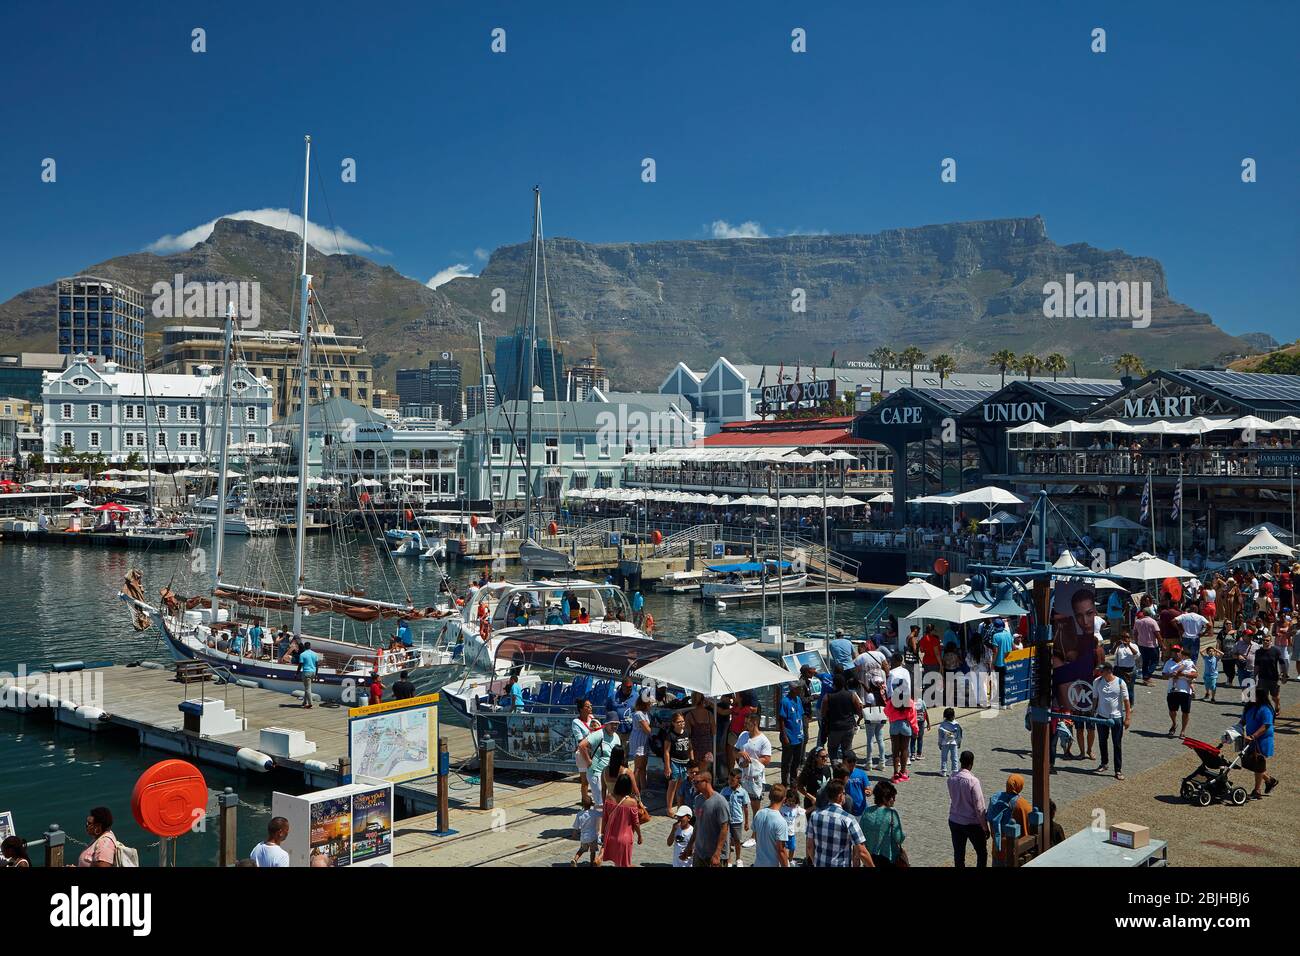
<box><xmin>0</xmin><ymin>215</ymin><xmax>1255</xmax><ymax>391</ymax></box>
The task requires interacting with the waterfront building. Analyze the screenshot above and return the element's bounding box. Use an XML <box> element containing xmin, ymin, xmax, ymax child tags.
<box><xmin>41</xmin><ymin>355</ymin><xmax>273</xmax><ymax>466</ymax></box>
<box><xmin>659</xmin><ymin>357</ymin><xmax>1049</xmax><ymax>434</ymax></box>
<box><xmin>56</xmin><ymin>276</ymin><xmax>147</xmax><ymax>372</ymax></box>
<box><xmin>271</xmin><ymin>396</ymin><xmax>386</xmax><ymax>477</ymax></box>
<box><xmin>323</xmin><ymin>418</ymin><xmax>464</xmax><ymax>501</ymax></box>
<box><xmin>494</xmin><ymin>331</ymin><xmax>565</xmax><ymax>403</ymax></box>
<box><xmin>155</xmin><ymin>323</ymin><xmax>376</xmax><ymax>418</ymax></box>
<box><xmin>457</xmin><ymin>397</ymin><xmax>692</xmax><ymax>506</ymax></box>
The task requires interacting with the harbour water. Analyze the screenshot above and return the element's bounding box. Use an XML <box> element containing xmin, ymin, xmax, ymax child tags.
<box><xmin>0</xmin><ymin>534</ymin><xmax>870</xmax><ymax>865</ymax></box>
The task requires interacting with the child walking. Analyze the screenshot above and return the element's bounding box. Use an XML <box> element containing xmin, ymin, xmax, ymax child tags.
<box><xmin>1201</xmin><ymin>644</ymin><xmax>1222</xmax><ymax>702</ymax></box>
<box><xmin>571</xmin><ymin>795</ymin><xmax>601</xmax><ymax>866</ymax></box>
<box><xmin>909</xmin><ymin>697</ymin><xmax>931</xmax><ymax>762</ymax></box>
<box><xmin>937</xmin><ymin>707</ymin><xmax>963</xmax><ymax>776</ymax></box>
<box><xmin>721</xmin><ymin>769</ymin><xmax>750</xmax><ymax>866</ymax></box>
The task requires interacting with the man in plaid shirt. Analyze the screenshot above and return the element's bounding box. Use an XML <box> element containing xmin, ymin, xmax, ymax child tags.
<box><xmin>806</xmin><ymin>781</ymin><xmax>873</xmax><ymax>867</ymax></box>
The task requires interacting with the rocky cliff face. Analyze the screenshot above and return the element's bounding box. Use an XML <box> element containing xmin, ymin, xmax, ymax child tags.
<box><xmin>0</xmin><ymin>215</ymin><xmax>1251</xmax><ymax>390</ymax></box>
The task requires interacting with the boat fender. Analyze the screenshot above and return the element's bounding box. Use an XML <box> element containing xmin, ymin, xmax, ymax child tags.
<box><xmin>0</xmin><ymin>684</ymin><xmax>26</xmax><ymax>710</ymax></box>
<box><xmin>715</xmin><ymin>601</ymin><xmax>727</xmax><ymax>611</ymax></box>
<box><xmin>235</xmin><ymin>748</ymin><xmax>274</xmax><ymax>772</ymax></box>
<box><xmin>292</xmin><ymin>689</ymin><xmax>322</xmax><ymax>703</ymax></box>
<box><xmin>51</xmin><ymin>660</ymin><xmax>86</xmax><ymax>672</ymax></box>
<box><xmin>31</xmin><ymin>691</ymin><xmax>60</xmax><ymax>709</ymax></box>
<box><xmin>140</xmin><ymin>660</ymin><xmax>166</xmax><ymax>670</ymax></box>
<box><xmin>233</xmin><ymin>679</ymin><xmax>260</xmax><ymax>689</ymax></box>
<box><xmin>75</xmin><ymin>704</ymin><xmax>106</xmax><ymax>723</ymax></box>
<box><xmin>302</xmin><ymin>759</ymin><xmax>331</xmax><ymax>773</ymax></box>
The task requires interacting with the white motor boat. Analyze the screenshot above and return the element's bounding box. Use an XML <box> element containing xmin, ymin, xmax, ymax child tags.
<box><xmin>698</xmin><ymin>559</ymin><xmax>808</xmax><ymax>599</ymax></box>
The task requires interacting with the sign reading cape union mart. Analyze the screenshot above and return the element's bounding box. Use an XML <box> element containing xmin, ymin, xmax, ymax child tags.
<box><xmin>763</xmin><ymin>379</ymin><xmax>835</xmax><ymax>406</ymax></box>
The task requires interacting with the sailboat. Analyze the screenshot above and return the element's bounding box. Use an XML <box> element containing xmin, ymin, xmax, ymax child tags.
<box><xmin>514</xmin><ymin>186</ymin><xmax>573</xmax><ymax>577</ymax></box>
<box><xmin>119</xmin><ymin>136</ymin><xmax>455</xmax><ymax>702</ymax></box>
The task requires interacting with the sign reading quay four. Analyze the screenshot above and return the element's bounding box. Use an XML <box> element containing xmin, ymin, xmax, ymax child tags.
<box><xmin>762</xmin><ymin>379</ymin><xmax>836</xmax><ymax>406</ymax></box>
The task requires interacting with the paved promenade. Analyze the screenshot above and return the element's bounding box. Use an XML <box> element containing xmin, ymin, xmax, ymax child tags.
<box><xmin>396</xmin><ymin>677</ymin><xmax>1297</xmax><ymax>867</ymax></box>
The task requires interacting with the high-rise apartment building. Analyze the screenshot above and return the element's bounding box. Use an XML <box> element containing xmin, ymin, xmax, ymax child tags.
<box><xmin>56</xmin><ymin>277</ymin><xmax>146</xmax><ymax>371</ymax></box>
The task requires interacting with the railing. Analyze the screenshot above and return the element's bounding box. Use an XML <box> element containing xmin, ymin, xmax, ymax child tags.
<box><xmin>785</xmin><ymin>534</ymin><xmax>862</xmax><ymax>582</ymax></box>
<box><xmin>650</xmin><ymin>523</ymin><xmax>721</xmax><ymax>558</ymax></box>
<box><xmin>623</xmin><ymin>467</ymin><xmax>891</xmax><ymax>493</ymax></box>
<box><xmin>1011</xmin><ymin>446</ymin><xmax>1300</xmax><ymax>481</ymax></box>
<box><xmin>566</xmin><ymin>516</ymin><xmax>630</xmax><ymax>548</ymax></box>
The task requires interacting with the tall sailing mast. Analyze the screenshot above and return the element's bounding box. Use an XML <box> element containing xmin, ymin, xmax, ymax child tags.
<box><xmin>523</xmin><ymin>186</ymin><xmax>541</xmax><ymax>539</ymax></box>
<box><xmin>211</xmin><ymin>302</ymin><xmax>237</xmax><ymax>608</ymax></box>
<box><xmin>291</xmin><ymin>135</ymin><xmax>314</xmax><ymax>638</ymax></box>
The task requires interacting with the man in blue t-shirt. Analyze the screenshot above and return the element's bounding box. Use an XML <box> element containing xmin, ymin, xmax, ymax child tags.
<box><xmin>778</xmin><ymin>684</ymin><xmax>806</xmax><ymax>787</ymax></box>
<box><xmin>297</xmin><ymin>641</ymin><xmax>321</xmax><ymax>709</ymax></box>
<box><xmin>990</xmin><ymin>618</ymin><xmax>1015</xmax><ymax>707</ymax></box>
<box><xmin>842</xmin><ymin>751</ymin><xmax>872</xmax><ymax>816</ymax></box>
<box><xmin>631</xmin><ymin>590</ymin><xmax>645</xmax><ymax>628</ymax></box>
<box><xmin>396</xmin><ymin>620</ymin><xmax>413</xmax><ymax>648</ymax></box>
<box><xmin>828</xmin><ymin>630</ymin><xmax>855</xmax><ymax>673</ymax></box>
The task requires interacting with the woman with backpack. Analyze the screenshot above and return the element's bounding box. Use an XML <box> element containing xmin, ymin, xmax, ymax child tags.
<box><xmin>77</xmin><ymin>806</ymin><xmax>120</xmax><ymax>867</ymax></box>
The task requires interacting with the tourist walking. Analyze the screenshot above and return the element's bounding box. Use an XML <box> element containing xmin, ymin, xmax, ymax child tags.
<box><xmin>1162</xmin><ymin>645</ymin><xmax>1198</xmax><ymax>737</ymax></box>
<box><xmin>577</xmin><ymin>714</ymin><xmax>622</xmax><ymax>803</ymax></box>
<box><xmin>250</xmin><ymin>817</ymin><xmax>292</xmax><ymax>867</ymax></box>
<box><xmin>735</xmin><ymin>711</ymin><xmax>772</xmax><ymax>814</ymax></box>
<box><xmin>598</xmin><ymin>775</ymin><xmax>642</xmax><ymax>867</ymax></box>
<box><xmin>1134</xmin><ymin>609</ymin><xmax>1161</xmax><ymax>685</ymax></box>
<box><xmin>751</xmin><ymin>785</ymin><xmax>791</xmax><ymax>867</ymax></box>
<box><xmin>937</xmin><ymin>707</ymin><xmax>963</xmax><ymax>776</ymax></box>
<box><xmin>77</xmin><ymin>806</ymin><xmax>120</xmax><ymax>868</ymax></box>
<box><xmin>778</xmin><ymin>683</ymin><xmax>806</xmax><ymax>787</ymax></box>
<box><xmin>296</xmin><ymin>641</ymin><xmax>320</xmax><ymax>709</ymax></box>
<box><xmin>1241</xmin><ymin>687</ymin><xmax>1280</xmax><ymax>800</ymax></box>
<box><xmin>806</xmin><ymin>780</ymin><xmax>872</xmax><ymax>867</ymax></box>
<box><xmin>628</xmin><ymin>697</ymin><xmax>653</xmax><ymax>794</ymax></box>
<box><xmin>684</xmin><ymin>770</ymin><xmax>730</xmax><ymax>867</ymax></box>
<box><xmin>685</xmin><ymin>693</ymin><xmax>716</xmax><ymax>775</ymax></box>
<box><xmin>667</xmin><ymin>806</ymin><xmax>693</xmax><ymax>867</ymax></box>
<box><xmin>858</xmin><ymin>779</ymin><xmax>907</xmax><ymax>867</ymax></box>
<box><xmin>1092</xmin><ymin>662</ymin><xmax>1130</xmax><ymax>779</ymax></box>
<box><xmin>946</xmin><ymin>751</ymin><xmax>989</xmax><ymax>867</ymax></box>
<box><xmin>1112</xmin><ymin>631</ymin><xmax>1138</xmax><ymax>704</ymax></box>
<box><xmin>820</xmin><ymin>673</ymin><xmax>863</xmax><ymax>762</ymax></box>
<box><xmin>663</xmin><ymin>711</ymin><xmax>693</xmax><ymax>815</ymax></box>
<box><xmin>571</xmin><ymin>698</ymin><xmax>603</xmax><ymax>805</ymax></box>
<box><xmin>1255</xmin><ymin>632</ymin><xmax>1284</xmax><ymax>714</ymax></box>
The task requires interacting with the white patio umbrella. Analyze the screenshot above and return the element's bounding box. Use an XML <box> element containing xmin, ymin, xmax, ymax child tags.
<box><xmin>827</xmin><ymin>449</ymin><xmax>859</xmax><ymax>462</ymax></box>
<box><xmin>62</xmin><ymin>498</ymin><xmax>93</xmax><ymax>510</ymax></box>
<box><xmin>352</xmin><ymin>478</ymin><xmax>382</xmax><ymax>488</ymax></box>
<box><xmin>732</xmin><ymin>495</ymin><xmax>757</xmax><ymax>507</ymax></box>
<box><xmin>868</xmin><ymin>492</ymin><xmax>893</xmax><ymax>504</ymax></box>
<box><xmin>1236</xmin><ymin>521</ymin><xmax>1293</xmax><ymax>539</ymax></box>
<box><xmin>1225</xmin><ymin>415</ymin><xmax>1275</xmax><ymax>432</ymax></box>
<box><xmin>908</xmin><ymin>594</ymin><xmax>995</xmax><ymax>625</ymax></box>
<box><xmin>1107</xmin><ymin>552</ymin><xmax>1196</xmax><ymax>581</ymax></box>
<box><xmin>1271</xmin><ymin>415</ymin><xmax>1300</xmax><ymax>430</ymax></box>
<box><xmin>1053</xmin><ymin>551</ymin><xmax>1083</xmax><ymax>568</ymax></box>
<box><xmin>1230</xmin><ymin>529</ymin><xmax>1295</xmax><ymax>563</ymax></box>
<box><xmin>885</xmin><ymin>578</ymin><xmax>947</xmax><ymax>601</ymax></box>
<box><xmin>802</xmin><ymin>451</ymin><xmax>834</xmax><ymax>464</ymax></box>
<box><xmin>949</xmin><ymin>486</ymin><xmax>1025</xmax><ymax>508</ymax></box>
<box><xmin>751</xmin><ymin>495</ymin><xmax>778</xmax><ymax>508</ymax></box>
<box><xmin>1007</xmin><ymin>421</ymin><xmax>1057</xmax><ymax>435</ymax></box>
<box><xmin>635</xmin><ymin>630</ymin><xmax>797</xmax><ymax>703</ymax></box>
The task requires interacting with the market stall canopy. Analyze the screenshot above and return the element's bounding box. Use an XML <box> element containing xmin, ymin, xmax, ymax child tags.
<box><xmin>885</xmin><ymin>578</ymin><xmax>948</xmax><ymax>601</ymax></box>
<box><xmin>1092</xmin><ymin>515</ymin><xmax>1146</xmax><ymax>531</ymax></box>
<box><xmin>1107</xmin><ymin>552</ymin><xmax>1196</xmax><ymax>581</ymax></box>
<box><xmin>1230</xmin><ymin>528</ymin><xmax>1295</xmax><ymax>562</ymax></box>
<box><xmin>634</xmin><ymin>630</ymin><xmax>799</xmax><ymax>696</ymax></box>
<box><xmin>1236</xmin><ymin>521</ymin><xmax>1294</xmax><ymax>539</ymax></box>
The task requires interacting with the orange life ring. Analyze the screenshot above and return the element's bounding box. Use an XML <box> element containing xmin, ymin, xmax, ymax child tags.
<box><xmin>479</xmin><ymin>618</ymin><xmax>491</xmax><ymax>640</ymax></box>
<box><xmin>548</xmin><ymin>520</ymin><xmax>558</xmax><ymax>535</ymax></box>
<box><xmin>404</xmin><ymin>509</ymin><xmax>414</xmax><ymax>522</ymax></box>
<box><xmin>131</xmin><ymin>759</ymin><xmax>208</xmax><ymax>838</ymax></box>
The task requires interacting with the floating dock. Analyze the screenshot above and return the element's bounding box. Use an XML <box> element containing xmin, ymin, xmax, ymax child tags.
<box><xmin>0</xmin><ymin>662</ymin><xmax>476</xmax><ymax>813</ymax></box>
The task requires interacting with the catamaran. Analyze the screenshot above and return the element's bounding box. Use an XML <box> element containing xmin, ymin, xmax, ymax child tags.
<box><xmin>119</xmin><ymin>136</ymin><xmax>454</xmax><ymax>702</ymax></box>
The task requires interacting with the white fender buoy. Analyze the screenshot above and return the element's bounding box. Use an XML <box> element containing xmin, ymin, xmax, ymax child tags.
<box><xmin>236</xmin><ymin>748</ymin><xmax>274</xmax><ymax>772</ymax></box>
<box><xmin>716</xmin><ymin>601</ymin><xmax>727</xmax><ymax>611</ymax></box>
<box><xmin>140</xmin><ymin>660</ymin><xmax>166</xmax><ymax>670</ymax></box>
<box><xmin>0</xmin><ymin>683</ymin><xmax>29</xmax><ymax>712</ymax></box>
<box><xmin>234</xmin><ymin>679</ymin><xmax>259</xmax><ymax>689</ymax></box>
<box><xmin>302</xmin><ymin>759</ymin><xmax>331</xmax><ymax>773</ymax></box>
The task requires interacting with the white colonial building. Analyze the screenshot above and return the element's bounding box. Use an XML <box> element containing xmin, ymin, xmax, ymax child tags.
<box><xmin>42</xmin><ymin>355</ymin><xmax>273</xmax><ymax>465</ymax></box>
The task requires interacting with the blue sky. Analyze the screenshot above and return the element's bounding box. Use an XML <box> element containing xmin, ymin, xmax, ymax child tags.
<box><xmin>1</xmin><ymin>0</ymin><xmax>1296</xmax><ymax>340</ymax></box>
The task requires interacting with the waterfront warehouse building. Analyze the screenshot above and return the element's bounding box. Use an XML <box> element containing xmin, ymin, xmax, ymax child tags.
<box><xmin>56</xmin><ymin>276</ymin><xmax>147</xmax><ymax>372</ymax></box>
<box><xmin>43</xmin><ymin>355</ymin><xmax>273</xmax><ymax>466</ymax></box>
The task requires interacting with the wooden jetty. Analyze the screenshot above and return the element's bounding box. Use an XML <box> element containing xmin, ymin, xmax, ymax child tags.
<box><xmin>0</xmin><ymin>662</ymin><xmax>476</xmax><ymax>813</ymax></box>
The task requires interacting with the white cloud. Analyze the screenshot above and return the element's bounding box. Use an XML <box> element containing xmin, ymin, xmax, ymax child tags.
<box><xmin>145</xmin><ymin>208</ymin><xmax>387</xmax><ymax>256</ymax></box>
<box><xmin>473</xmin><ymin>247</ymin><xmax>490</xmax><ymax>262</ymax></box>
<box><xmin>427</xmin><ymin>263</ymin><xmax>475</xmax><ymax>289</ymax></box>
<box><xmin>710</xmin><ymin>219</ymin><xmax>769</xmax><ymax>239</ymax></box>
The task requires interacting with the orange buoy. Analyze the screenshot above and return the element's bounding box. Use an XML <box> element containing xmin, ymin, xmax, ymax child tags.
<box><xmin>360</xmin><ymin>491</ymin><xmax>371</xmax><ymax>505</ymax></box>
<box><xmin>470</xmin><ymin>514</ymin><xmax>479</xmax><ymax>529</ymax></box>
<box><xmin>643</xmin><ymin>612</ymin><xmax>655</xmax><ymax>634</ymax></box>
<box><xmin>404</xmin><ymin>509</ymin><xmax>414</xmax><ymax>522</ymax></box>
<box><xmin>651</xmin><ymin>529</ymin><xmax>663</xmax><ymax>545</ymax></box>
<box><xmin>131</xmin><ymin>759</ymin><xmax>208</xmax><ymax>838</ymax></box>
<box><xmin>548</xmin><ymin>520</ymin><xmax>558</xmax><ymax>536</ymax></box>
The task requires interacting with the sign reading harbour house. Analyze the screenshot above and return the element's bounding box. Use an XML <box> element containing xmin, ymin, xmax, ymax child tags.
<box><xmin>762</xmin><ymin>379</ymin><xmax>835</xmax><ymax>407</ymax></box>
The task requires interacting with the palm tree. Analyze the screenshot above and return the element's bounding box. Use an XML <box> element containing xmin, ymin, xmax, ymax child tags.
<box><xmin>931</xmin><ymin>353</ymin><xmax>957</xmax><ymax>387</ymax></box>
<box><xmin>869</xmin><ymin>346</ymin><xmax>896</xmax><ymax>394</ymax></box>
<box><xmin>1044</xmin><ymin>353</ymin><xmax>1068</xmax><ymax>381</ymax></box>
<box><xmin>1016</xmin><ymin>354</ymin><xmax>1043</xmax><ymax>381</ymax></box>
<box><xmin>899</xmin><ymin>346</ymin><xmax>926</xmax><ymax>387</ymax></box>
<box><xmin>989</xmin><ymin>349</ymin><xmax>1017</xmax><ymax>388</ymax></box>
<box><xmin>1113</xmin><ymin>353</ymin><xmax>1146</xmax><ymax>379</ymax></box>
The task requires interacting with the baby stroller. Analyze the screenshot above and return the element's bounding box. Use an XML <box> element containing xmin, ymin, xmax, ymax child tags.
<box><xmin>1179</xmin><ymin>733</ymin><xmax>1251</xmax><ymax>807</ymax></box>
